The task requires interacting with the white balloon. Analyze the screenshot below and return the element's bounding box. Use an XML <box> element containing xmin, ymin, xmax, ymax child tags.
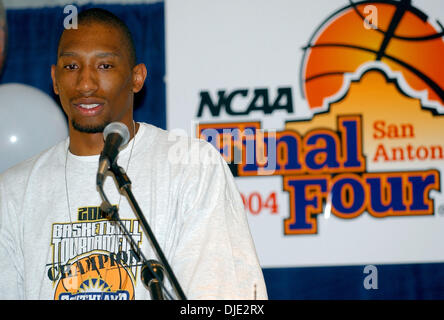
<box><xmin>0</xmin><ymin>83</ymin><xmax>68</xmax><ymax>173</ymax></box>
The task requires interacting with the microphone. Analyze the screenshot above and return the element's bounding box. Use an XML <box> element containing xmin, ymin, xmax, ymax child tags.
<box><xmin>141</xmin><ymin>260</ymin><xmax>165</xmax><ymax>300</ymax></box>
<box><xmin>96</xmin><ymin>122</ymin><xmax>130</xmax><ymax>186</ymax></box>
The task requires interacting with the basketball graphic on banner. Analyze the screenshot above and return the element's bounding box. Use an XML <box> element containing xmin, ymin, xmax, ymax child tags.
<box><xmin>302</xmin><ymin>0</ymin><xmax>444</xmax><ymax>112</ymax></box>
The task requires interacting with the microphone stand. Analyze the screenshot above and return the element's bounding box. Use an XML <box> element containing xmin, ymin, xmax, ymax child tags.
<box><xmin>102</xmin><ymin>205</ymin><xmax>169</xmax><ymax>300</ymax></box>
<box><xmin>99</xmin><ymin>162</ymin><xmax>187</xmax><ymax>301</ymax></box>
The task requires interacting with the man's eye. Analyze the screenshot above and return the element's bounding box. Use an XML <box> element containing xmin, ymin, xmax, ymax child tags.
<box><xmin>63</xmin><ymin>64</ymin><xmax>78</xmax><ymax>70</ymax></box>
<box><xmin>99</xmin><ymin>64</ymin><xmax>113</xmax><ymax>70</ymax></box>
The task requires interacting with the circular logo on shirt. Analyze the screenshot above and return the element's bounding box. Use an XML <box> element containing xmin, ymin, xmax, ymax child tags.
<box><xmin>54</xmin><ymin>252</ymin><xmax>135</xmax><ymax>300</ymax></box>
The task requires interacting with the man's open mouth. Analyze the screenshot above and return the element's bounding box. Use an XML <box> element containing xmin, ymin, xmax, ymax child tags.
<box><xmin>74</xmin><ymin>103</ymin><xmax>104</xmax><ymax>115</ymax></box>
<box><xmin>78</xmin><ymin>103</ymin><xmax>101</xmax><ymax>109</ymax></box>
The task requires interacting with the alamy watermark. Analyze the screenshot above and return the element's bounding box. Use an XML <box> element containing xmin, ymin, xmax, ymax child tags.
<box><xmin>363</xmin><ymin>264</ymin><xmax>378</xmax><ymax>290</ymax></box>
<box><xmin>363</xmin><ymin>5</ymin><xmax>378</xmax><ymax>30</ymax></box>
<box><xmin>63</xmin><ymin>4</ymin><xmax>78</xmax><ymax>29</ymax></box>
<box><xmin>166</xmin><ymin>121</ymin><xmax>278</xmax><ymax>174</ymax></box>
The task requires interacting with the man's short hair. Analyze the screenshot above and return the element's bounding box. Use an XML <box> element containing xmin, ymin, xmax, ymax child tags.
<box><xmin>59</xmin><ymin>8</ymin><xmax>137</xmax><ymax>67</ymax></box>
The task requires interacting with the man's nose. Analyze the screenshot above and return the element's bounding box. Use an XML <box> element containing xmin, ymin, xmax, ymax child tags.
<box><xmin>76</xmin><ymin>66</ymin><xmax>98</xmax><ymax>94</ymax></box>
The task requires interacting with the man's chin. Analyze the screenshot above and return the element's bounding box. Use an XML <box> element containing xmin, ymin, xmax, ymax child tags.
<box><xmin>71</xmin><ymin>119</ymin><xmax>109</xmax><ymax>134</ymax></box>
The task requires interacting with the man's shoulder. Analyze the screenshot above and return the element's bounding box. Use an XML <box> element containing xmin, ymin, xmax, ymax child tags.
<box><xmin>0</xmin><ymin>139</ymin><xmax>66</xmax><ymax>186</ymax></box>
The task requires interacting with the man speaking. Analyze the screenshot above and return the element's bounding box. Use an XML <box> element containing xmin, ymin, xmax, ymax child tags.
<box><xmin>0</xmin><ymin>8</ymin><xmax>267</xmax><ymax>300</ymax></box>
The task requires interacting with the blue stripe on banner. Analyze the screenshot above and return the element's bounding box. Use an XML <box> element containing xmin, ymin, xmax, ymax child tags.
<box><xmin>262</xmin><ymin>262</ymin><xmax>444</xmax><ymax>299</ymax></box>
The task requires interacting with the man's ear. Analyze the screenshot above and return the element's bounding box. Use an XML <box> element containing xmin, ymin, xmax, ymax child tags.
<box><xmin>132</xmin><ymin>63</ymin><xmax>147</xmax><ymax>93</ymax></box>
<box><xmin>51</xmin><ymin>65</ymin><xmax>59</xmax><ymax>95</ymax></box>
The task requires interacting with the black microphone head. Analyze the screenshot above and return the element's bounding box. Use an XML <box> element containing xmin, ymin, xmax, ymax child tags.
<box><xmin>103</xmin><ymin>122</ymin><xmax>130</xmax><ymax>146</ymax></box>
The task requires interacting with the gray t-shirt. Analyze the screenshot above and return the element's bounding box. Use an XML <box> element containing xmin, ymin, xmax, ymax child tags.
<box><xmin>0</xmin><ymin>122</ymin><xmax>267</xmax><ymax>300</ymax></box>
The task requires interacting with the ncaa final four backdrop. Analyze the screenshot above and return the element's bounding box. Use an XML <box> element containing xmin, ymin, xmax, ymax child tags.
<box><xmin>166</xmin><ymin>0</ymin><xmax>444</xmax><ymax>298</ymax></box>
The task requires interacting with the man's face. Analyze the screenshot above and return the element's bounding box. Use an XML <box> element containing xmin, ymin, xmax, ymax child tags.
<box><xmin>52</xmin><ymin>22</ymin><xmax>142</xmax><ymax>133</ymax></box>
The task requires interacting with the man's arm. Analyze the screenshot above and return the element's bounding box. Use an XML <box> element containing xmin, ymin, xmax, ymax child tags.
<box><xmin>170</xmin><ymin>141</ymin><xmax>267</xmax><ymax>300</ymax></box>
<box><xmin>0</xmin><ymin>178</ymin><xmax>24</xmax><ymax>299</ymax></box>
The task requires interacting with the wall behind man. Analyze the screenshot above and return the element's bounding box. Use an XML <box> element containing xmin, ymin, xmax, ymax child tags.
<box><xmin>0</xmin><ymin>0</ymin><xmax>165</xmax><ymax>129</ymax></box>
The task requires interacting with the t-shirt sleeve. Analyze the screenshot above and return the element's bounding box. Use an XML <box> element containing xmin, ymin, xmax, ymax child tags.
<box><xmin>0</xmin><ymin>178</ymin><xmax>24</xmax><ymax>299</ymax></box>
<box><xmin>170</xmin><ymin>141</ymin><xmax>268</xmax><ymax>300</ymax></box>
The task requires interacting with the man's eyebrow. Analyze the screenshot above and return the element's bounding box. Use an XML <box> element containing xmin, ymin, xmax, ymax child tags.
<box><xmin>58</xmin><ymin>51</ymin><xmax>121</xmax><ymax>58</ymax></box>
<box><xmin>59</xmin><ymin>51</ymin><xmax>77</xmax><ymax>57</ymax></box>
<box><xmin>95</xmin><ymin>52</ymin><xmax>121</xmax><ymax>58</ymax></box>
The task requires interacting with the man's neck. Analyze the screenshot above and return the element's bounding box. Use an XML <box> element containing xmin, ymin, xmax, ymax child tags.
<box><xmin>68</xmin><ymin>122</ymin><xmax>139</xmax><ymax>156</ymax></box>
